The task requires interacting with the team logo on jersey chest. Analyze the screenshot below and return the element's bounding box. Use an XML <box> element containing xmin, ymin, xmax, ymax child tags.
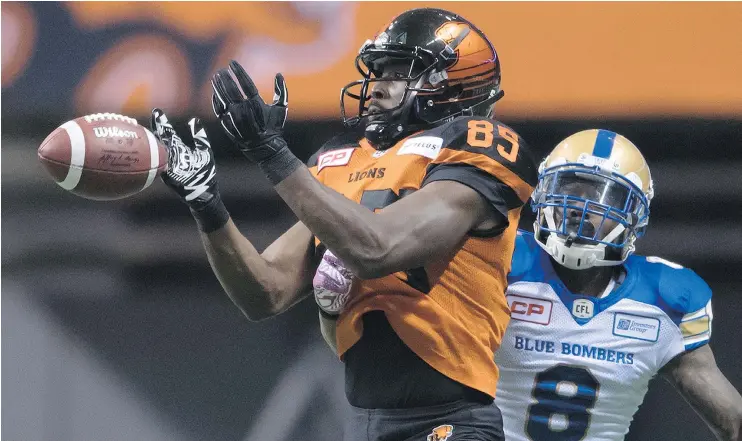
<box><xmin>572</xmin><ymin>298</ymin><xmax>595</xmax><ymax>318</ymax></box>
<box><xmin>508</xmin><ymin>295</ymin><xmax>552</xmax><ymax>325</ymax></box>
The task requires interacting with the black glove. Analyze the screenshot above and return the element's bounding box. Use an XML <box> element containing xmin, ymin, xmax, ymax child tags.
<box><xmin>210</xmin><ymin>60</ymin><xmax>302</xmax><ymax>185</ymax></box>
<box><xmin>151</xmin><ymin>108</ymin><xmax>229</xmax><ymax>233</ymax></box>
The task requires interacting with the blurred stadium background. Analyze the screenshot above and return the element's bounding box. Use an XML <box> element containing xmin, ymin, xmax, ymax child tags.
<box><xmin>2</xmin><ymin>2</ymin><xmax>741</xmax><ymax>440</ymax></box>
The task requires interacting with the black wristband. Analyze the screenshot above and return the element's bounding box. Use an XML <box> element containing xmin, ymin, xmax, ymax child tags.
<box><xmin>258</xmin><ymin>144</ymin><xmax>303</xmax><ymax>185</ymax></box>
<box><xmin>189</xmin><ymin>193</ymin><xmax>230</xmax><ymax>233</ymax></box>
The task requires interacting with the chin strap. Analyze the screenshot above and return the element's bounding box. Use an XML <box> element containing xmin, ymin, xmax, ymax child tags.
<box><xmin>364</xmin><ymin>120</ymin><xmax>424</xmax><ymax>150</ymax></box>
<box><xmin>564</xmin><ymin>232</ymin><xmax>577</xmax><ymax>247</ymax></box>
<box><xmin>364</xmin><ymin>121</ymin><xmax>405</xmax><ymax>150</ymax></box>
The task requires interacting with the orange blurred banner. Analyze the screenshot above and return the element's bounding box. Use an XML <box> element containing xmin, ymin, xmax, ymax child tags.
<box><xmin>4</xmin><ymin>2</ymin><xmax>742</xmax><ymax>119</ymax></box>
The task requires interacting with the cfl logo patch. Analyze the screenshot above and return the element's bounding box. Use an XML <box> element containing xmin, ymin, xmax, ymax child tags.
<box><xmin>572</xmin><ymin>298</ymin><xmax>595</xmax><ymax>319</ymax></box>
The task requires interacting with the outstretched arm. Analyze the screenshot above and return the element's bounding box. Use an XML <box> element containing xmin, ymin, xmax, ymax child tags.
<box><xmin>275</xmin><ymin>169</ymin><xmax>499</xmax><ymax>279</ymax></box>
<box><xmin>149</xmin><ymin>110</ymin><xmax>319</xmax><ymax>322</ymax></box>
<box><xmin>201</xmin><ymin>220</ymin><xmax>320</xmax><ymax>321</ymax></box>
<box><xmin>661</xmin><ymin>345</ymin><xmax>742</xmax><ymax>441</ymax></box>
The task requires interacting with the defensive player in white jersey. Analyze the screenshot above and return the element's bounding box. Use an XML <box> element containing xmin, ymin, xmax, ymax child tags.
<box><xmin>494</xmin><ymin>129</ymin><xmax>742</xmax><ymax>441</ymax></box>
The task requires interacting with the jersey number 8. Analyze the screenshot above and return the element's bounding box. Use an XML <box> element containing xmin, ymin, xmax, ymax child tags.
<box><xmin>526</xmin><ymin>364</ymin><xmax>600</xmax><ymax>441</ymax></box>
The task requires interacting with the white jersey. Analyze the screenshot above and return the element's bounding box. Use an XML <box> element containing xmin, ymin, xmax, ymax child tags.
<box><xmin>495</xmin><ymin>231</ymin><xmax>713</xmax><ymax>441</ymax></box>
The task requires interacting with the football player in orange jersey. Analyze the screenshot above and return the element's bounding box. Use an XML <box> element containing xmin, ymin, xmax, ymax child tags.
<box><xmin>152</xmin><ymin>8</ymin><xmax>538</xmax><ymax>441</ymax></box>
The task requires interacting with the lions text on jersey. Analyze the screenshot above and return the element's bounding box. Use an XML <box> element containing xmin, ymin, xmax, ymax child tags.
<box><xmin>495</xmin><ymin>231</ymin><xmax>713</xmax><ymax>441</ymax></box>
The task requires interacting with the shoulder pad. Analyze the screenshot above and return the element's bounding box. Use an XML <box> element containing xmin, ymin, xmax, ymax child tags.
<box><xmin>630</xmin><ymin>256</ymin><xmax>712</xmax><ymax>316</ymax></box>
<box><xmin>650</xmin><ymin>257</ymin><xmax>712</xmax><ymax>315</ymax></box>
<box><xmin>634</xmin><ymin>256</ymin><xmax>714</xmax><ymax>351</ymax></box>
<box><xmin>423</xmin><ymin>116</ymin><xmax>538</xmax><ymax>203</ymax></box>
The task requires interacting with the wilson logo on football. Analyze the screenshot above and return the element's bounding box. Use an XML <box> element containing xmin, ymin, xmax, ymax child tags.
<box><xmin>92</xmin><ymin>127</ymin><xmax>140</xmax><ymax>139</ymax></box>
<box><xmin>317</xmin><ymin>148</ymin><xmax>354</xmax><ymax>172</ymax></box>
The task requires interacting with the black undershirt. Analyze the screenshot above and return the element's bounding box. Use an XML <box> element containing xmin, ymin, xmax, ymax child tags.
<box><xmin>343</xmin><ymin>310</ymin><xmax>492</xmax><ymax>409</ymax></box>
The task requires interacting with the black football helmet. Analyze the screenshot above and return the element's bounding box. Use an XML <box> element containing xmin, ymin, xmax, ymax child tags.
<box><xmin>340</xmin><ymin>8</ymin><xmax>503</xmax><ymax>149</ymax></box>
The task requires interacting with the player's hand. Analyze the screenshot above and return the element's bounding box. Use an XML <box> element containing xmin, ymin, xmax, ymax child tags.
<box><xmin>151</xmin><ymin>108</ymin><xmax>219</xmax><ymax>209</ymax></box>
<box><xmin>313</xmin><ymin>249</ymin><xmax>354</xmax><ymax>316</ymax></box>
<box><xmin>210</xmin><ymin>60</ymin><xmax>290</xmax><ymax>164</ymax></box>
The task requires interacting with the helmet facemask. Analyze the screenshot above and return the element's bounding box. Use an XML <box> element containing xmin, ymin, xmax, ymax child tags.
<box><xmin>532</xmin><ymin>165</ymin><xmax>651</xmax><ymax>270</ymax></box>
<box><xmin>340</xmin><ymin>46</ymin><xmax>434</xmax><ymax>129</ymax></box>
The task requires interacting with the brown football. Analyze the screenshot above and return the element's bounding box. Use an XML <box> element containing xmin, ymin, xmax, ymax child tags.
<box><xmin>38</xmin><ymin>113</ymin><xmax>168</xmax><ymax>200</ymax></box>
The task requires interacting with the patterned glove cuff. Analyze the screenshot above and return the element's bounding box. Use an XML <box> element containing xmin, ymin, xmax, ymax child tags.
<box><xmin>189</xmin><ymin>192</ymin><xmax>230</xmax><ymax>233</ymax></box>
<box><xmin>258</xmin><ymin>142</ymin><xmax>303</xmax><ymax>185</ymax></box>
<box><xmin>319</xmin><ymin>308</ymin><xmax>339</xmax><ymax>320</ymax></box>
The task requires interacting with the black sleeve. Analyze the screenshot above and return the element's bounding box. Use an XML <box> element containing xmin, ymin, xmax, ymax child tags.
<box><xmin>421</xmin><ymin>163</ymin><xmax>525</xmax><ymax>237</ymax></box>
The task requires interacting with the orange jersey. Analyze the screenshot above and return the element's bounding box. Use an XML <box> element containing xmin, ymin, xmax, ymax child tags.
<box><xmin>307</xmin><ymin>116</ymin><xmax>538</xmax><ymax>398</ymax></box>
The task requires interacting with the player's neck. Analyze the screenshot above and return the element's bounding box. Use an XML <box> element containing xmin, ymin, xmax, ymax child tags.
<box><xmin>552</xmin><ymin>262</ymin><xmax>620</xmax><ymax>298</ymax></box>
